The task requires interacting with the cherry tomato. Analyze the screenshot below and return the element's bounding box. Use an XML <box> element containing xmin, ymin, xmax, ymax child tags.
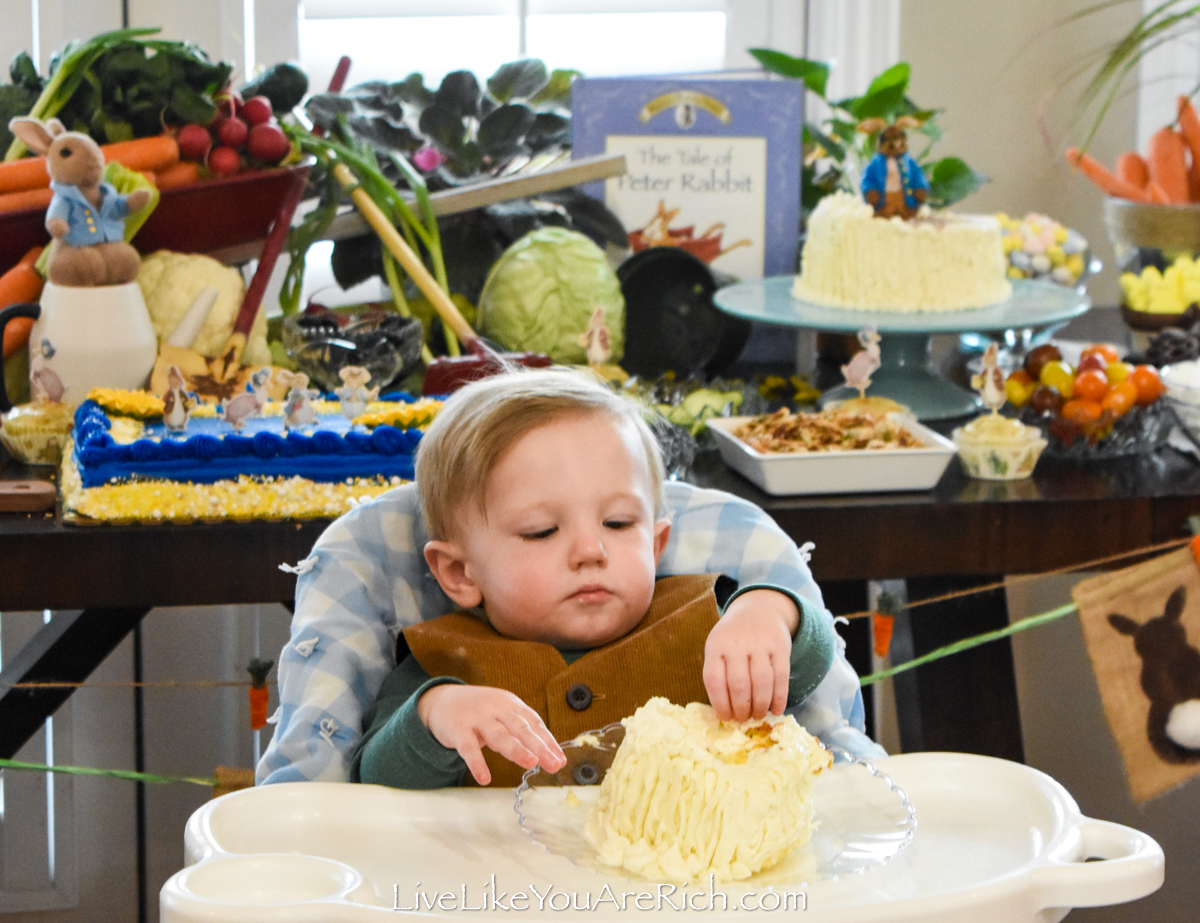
<box><xmin>1077</xmin><ymin>352</ymin><xmax>1108</xmax><ymax>373</ymax></box>
<box><xmin>1101</xmin><ymin>380</ymin><xmax>1139</xmax><ymax>417</ymax></box>
<box><xmin>1029</xmin><ymin>384</ymin><xmax>1064</xmax><ymax>416</ymax></box>
<box><xmin>1073</xmin><ymin>368</ymin><xmax>1110</xmax><ymax>403</ymax></box>
<box><xmin>1024</xmin><ymin>344</ymin><xmax>1063</xmax><ymax>381</ymax></box>
<box><xmin>1105</xmin><ymin>361</ymin><xmax>1133</xmax><ymax>385</ymax></box>
<box><xmin>1061</xmin><ymin>398</ymin><xmax>1103</xmax><ymax>425</ymax></box>
<box><xmin>1005</xmin><ymin>369</ymin><xmax>1036</xmax><ymax>408</ymax></box>
<box><xmin>1128</xmin><ymin>364</ymin><xmax>1164</xmax><ymax>405</ymax></box>
<box><xmin>1083</xmin><ymin>343</ymin><xmax>1121</xmax><ymax>365</ymax></box>
<box><xmin>1039</xmin><ymin>360</ymin><xmax>1076</xmax><ymax>398</ymax></box>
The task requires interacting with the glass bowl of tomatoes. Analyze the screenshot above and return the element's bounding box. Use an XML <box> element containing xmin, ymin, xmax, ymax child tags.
<box><xmin>1009</xmin><ymin>343</ymin><xmax>1172</xmax><ymax>459</ymax></box>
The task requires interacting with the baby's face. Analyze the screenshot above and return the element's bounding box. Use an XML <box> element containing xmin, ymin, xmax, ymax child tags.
<box><xmin>455</xmin><ymin>412</ymin><xmax>669</xmax><ymax>648</ymax></box>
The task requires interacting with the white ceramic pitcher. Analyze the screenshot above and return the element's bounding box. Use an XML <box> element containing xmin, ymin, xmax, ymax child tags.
<box><xmin>0</xmin><ymin>280</ymin><xmax>158</xmax><ymax>410</ymax></box>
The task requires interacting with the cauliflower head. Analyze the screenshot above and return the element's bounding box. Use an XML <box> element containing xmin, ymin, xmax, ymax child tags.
<box><xmin>137</xmin><ymin>251</ymin><xmax>272</xmax><ymax>366</ymax></box>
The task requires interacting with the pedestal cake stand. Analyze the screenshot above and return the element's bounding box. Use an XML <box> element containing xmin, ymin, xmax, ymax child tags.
<box><xmin>714</xmin><ymin>277</ymin><xmax>1090</xmax><ymax>420</ymax></box>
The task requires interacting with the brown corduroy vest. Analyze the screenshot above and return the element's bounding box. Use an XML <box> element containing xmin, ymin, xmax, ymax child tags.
<box><xmin>403</xmin><ymin>573</ymin><xmax>720</xmax><ymax>787</ymax></box>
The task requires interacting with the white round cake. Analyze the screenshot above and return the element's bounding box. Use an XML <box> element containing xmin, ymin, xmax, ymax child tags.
<box><xmin>793</xmin><ymin>191</ymin><xmax>1012</xmax><ymax>311</ymax></box>
<box><xmin>584</xmin><ymin>698</ymin><xmax>831</xmax><ymax>883</ymax></box>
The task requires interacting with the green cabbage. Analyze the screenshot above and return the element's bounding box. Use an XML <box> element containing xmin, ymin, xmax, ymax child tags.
<box><xmin>476</xmin><ymin>227</ymin><xmax>624</xmax><ymax>364</ymax></box>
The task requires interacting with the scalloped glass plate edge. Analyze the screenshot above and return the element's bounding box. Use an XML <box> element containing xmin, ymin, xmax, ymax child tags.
<box><xmin>513</xmin><ymin>734</ymin><xmax>916</xmax><ymax>886</ymax></box>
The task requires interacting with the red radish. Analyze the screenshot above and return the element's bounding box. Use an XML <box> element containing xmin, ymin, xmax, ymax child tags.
<box><xmin>214</xmin><ymin>89</ymin><xmax>242</xmax><ymax>120</ymax></box>
<box><xmin>208</xmin><ymin>145</ymin><xmax>242</xmax><ymax>175</ymax></box>
<box><xmin>217</xmin><ymin>117</ymin><xmax>249</xmax><ymax>149</ymax></box>
<box><xmin>246</xmin><ymin>123</ymin><xmax>291</xmax><ymax>164</ymax></box>
<box><xmin>177</xmin><ymin>123</ymin><xmax>213</xmax><ymax>161</ymax></box>
<box><xmin>240</xmin><ymin>96</ymin><xmax>274</xmax><ymax>126</ymax></box>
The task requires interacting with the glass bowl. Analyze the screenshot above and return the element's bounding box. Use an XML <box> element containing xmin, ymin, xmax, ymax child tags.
<box><xmin>952</xmin><ymin>415</ymin><xmax>1048</xmax><ymax>480</ymax></box>
<box><xmin>513</xmin><ymin>724</ymin><xmax>916</xmax><ymax>885</ymax></box>
<box><xmin>281</xmin><ymin>308</ymin><xmax>424</xmax><ymax>393</ymax></box>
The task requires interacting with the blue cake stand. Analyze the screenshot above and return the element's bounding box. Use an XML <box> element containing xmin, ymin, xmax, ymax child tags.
<box><xmin>713</xmin><ymin>277</ymin><xmax>1090</xmax><ymax>421</ymax></box>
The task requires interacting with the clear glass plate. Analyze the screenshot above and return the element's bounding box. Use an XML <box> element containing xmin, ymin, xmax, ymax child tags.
<box><xmin>513</xmin><ymin>724</ymin><xmax>916</xmax><ymax>885</ymax></box>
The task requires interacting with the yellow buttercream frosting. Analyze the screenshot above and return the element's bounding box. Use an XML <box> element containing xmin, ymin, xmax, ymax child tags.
<box><xmin>585</xmin><ymin>698</ymin><xmax>830</xmax><ymax>884</ymax></box>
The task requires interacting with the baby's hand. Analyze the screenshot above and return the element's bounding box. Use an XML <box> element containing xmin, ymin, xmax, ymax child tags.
<box><xmin>417</xmin><ymin>684</ymin><xmax>567</xmax><ymax>785</ymax></box>
<box><xmin>703</xmin><ymin>589</ymin><xmax>800</xmax><ymax>722</ymax></box>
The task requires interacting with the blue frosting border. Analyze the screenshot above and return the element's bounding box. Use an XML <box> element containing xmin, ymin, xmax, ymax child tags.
<box><xmin>72</xmin><ymin>400</ymin><xmax>423</xmax><ymax>487</ymax></box>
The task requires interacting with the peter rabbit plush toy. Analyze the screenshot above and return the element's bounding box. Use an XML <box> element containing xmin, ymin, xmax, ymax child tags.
<box><xmin>8</xmin><ymin>117</ymin><xmax>151</xmax><ymax>287</ymax></box>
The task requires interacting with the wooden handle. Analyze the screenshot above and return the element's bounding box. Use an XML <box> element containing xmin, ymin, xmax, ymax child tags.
<box><xmin>0</xmin><ymin>480</ymin><xmax>56</xmax><ymax>513</ymax></box>
<box><xmin>331</xmin><ymin>162</ymin><xmax>478</xmax><ymax>346</ymax></box>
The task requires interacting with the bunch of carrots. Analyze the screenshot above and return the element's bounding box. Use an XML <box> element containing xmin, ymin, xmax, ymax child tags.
<box><xmin>1066</xmin><ymin>96</ymin><xmax>1200</xmax><ymax>203</ymax></box>
<box><xmin>0</xmin><ymin>133</ymin><xmax>194</xmax><ymax>218</ymax></box>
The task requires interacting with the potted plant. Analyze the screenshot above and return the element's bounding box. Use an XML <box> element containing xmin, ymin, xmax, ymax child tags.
<box><xmin>745</xmin><ymin>51</ymin><xmax>987</xmax><ymax>221</ymax></box>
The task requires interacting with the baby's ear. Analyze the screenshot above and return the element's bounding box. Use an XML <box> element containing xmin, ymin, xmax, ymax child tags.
<box><xmin>652</xmin><ymin>518</ymin><xmax>671</xmax><ymax>566</ymax></box>
<box><xmin>424</xmin><ymin>540</ymin><xmax>483</xmax><ymax>609</ymax></box>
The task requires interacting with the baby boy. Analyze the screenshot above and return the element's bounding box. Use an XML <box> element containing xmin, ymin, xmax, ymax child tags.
<box><xmin>351</xmin><ymin>369</ymin><xmax>842</xmax><ymax>788</ymax></box>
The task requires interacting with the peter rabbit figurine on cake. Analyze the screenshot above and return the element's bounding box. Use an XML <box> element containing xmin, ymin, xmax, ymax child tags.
<box><xmin>8</xmin><ymin>117</ymin><xmax>151</xmax><ymax>286</ymax></box>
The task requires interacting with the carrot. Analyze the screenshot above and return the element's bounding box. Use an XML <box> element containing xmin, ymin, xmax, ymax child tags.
<box><xmin>0</xmin><ymin>155</ymin><xmax>50</xmax><ymax>194</ymax></box>
<box><xmin>100</xmin><ymin>134</ymin><xmax>179</xmax><ymax>174</ymax></box>
<box><xmin>872</xmin><ymin>611</ymin><xmax>895</xmax><ymax>658</ymax></box>
<box><xmin>1065</xmin><ymin>147</ymin><xmax>1149</xmax><ymax>200</ymax></box>
<box><xmin>1148</xmin><ymin>180</ymin><xmax>1172</xmax><ymax>204</ymax></box>
<box><xmin>1147</xmin><ymin>126</ymin><xmax>1190</xmax><ymax>203</ymax></box>
<box><xmin>246</xmin><ymin>658</ymin><xmax>274</xmax><ymax>731</ymax></box>
<box><xmin>1177</xmin><ymin>96</ymin><xmax>1200</xmax><ymax>201</ymax></box>
<box><xmin>249</xmin><ymin>685</ymin><xmax>270</xmax><ymax>730</ymax></box>
<box><xmin>1116</xmin><ymin>151</ymin><xmax>1150</xmax><ymax>189</ymax></box>
<box><xmin>154</xmin><ymin>159</ymin><xmax>202</xmax><ymax>190</ymax></box>
<box><xmin>0</xmin><ymin>187</ymin><xmax>52</xmax><ymax>214</ymax></box>
<box><xmin>0</xmin><ymin>247</ymin><xmax>46</xmax><ymax>359</ymax></box>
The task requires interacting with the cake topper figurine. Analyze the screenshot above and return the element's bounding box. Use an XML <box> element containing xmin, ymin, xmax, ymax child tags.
<box><xmin>841</xmin><ymin>325</ymin><xmax>881</xmax><ymax>399</ymax></box>
<box><xmin>278</xmin><ymin>370</ymin><xmax>319</xmax><ymax>430</ymax></box>
<box><xmin>578</xmin><ymin>307</ymin><xmax>613</xmax><ymax>366</ymax></box>
<box><xmin>857</xmin><ymin>116</ymin><xmax>930</xmax><ymax>220</ymax></box>
<box><xmin>222</xmin><ymin>367</ymin><xmax>272</xmax><ymax>431</ymax></box>
<box><xmin>162</xmin><ymin>365</ymin><xmax>194</xmax><ymax>434</ymax></box>
<box><xmin>8</xmin><ymin>117</ymin><xmax>151</xmax><ymax>287</ymax></box>
<box><xmin>334</xmin><ymin>366</ymin><xmax>379</xmax><ymax>421</ymax></box>
<box><xmin>970</xmin><ymin>342</ymin><xmax>1007</xmax><ymax>414</ymax></box>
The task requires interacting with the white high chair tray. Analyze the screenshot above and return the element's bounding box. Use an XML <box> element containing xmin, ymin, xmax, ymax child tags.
<box><xmin>162</xmin><ymin>752</ymin><xmax>1162</xmax><ymax>923</ymax></box>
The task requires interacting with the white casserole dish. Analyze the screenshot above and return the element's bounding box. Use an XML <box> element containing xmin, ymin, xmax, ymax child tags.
<box><xmin>706</xmin><ymin>414</ymin><xmax>956</xmax><ymax>495</ymax></box>
<box><xmin>161</xmin><ymin>752</ymin><xmax>1162</xmax><ymax>923</ymax></box>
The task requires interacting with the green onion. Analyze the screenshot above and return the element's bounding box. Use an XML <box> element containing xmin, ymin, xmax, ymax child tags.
<box><xmin>5</xmin><ymin>27</ymin><xmax>161</xmax><ymax>160</ymax></box>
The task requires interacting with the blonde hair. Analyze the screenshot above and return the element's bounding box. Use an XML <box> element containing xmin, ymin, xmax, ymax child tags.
<box><xmin>416</xmin><ymin>369</ymin><xmax>664</xmax><ymax>540</ymax></box>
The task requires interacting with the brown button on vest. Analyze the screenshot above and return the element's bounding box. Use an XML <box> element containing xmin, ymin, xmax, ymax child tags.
<box><xmin>403</xmin><ymin>573</ymin><xmax>720</xmax><ymax>787</ymax></box>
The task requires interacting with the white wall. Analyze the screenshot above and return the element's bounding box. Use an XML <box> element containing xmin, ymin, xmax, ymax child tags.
<box><xmin>899</xmin><ymin>0</ymin><xmax>1142</xmax><ymax>309</ymax></box>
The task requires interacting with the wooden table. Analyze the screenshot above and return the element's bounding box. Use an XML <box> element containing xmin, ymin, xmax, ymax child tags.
<box><xmin>3</xmin><ymin>308</ymin><xmax>1198</xmax><ymax>753</ymax></box>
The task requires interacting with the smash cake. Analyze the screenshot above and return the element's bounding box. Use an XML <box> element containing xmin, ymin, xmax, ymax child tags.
<box><xmin>584</xmin><ymin>697</ymin><xmax>831</xmax><ymax>884</ymax></box>
<box><xmin>793</xmin><ymin>191</ymin><xmax>1012</xmax><ymax>311</ymax></box>
<box><xmin>60</xmin><ymin>387</ymin><xmax>441</xmax><ymax>523</ymax></box>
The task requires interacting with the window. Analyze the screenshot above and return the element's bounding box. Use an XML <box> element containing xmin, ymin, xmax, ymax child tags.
<box><xmin>298</xmin><ymin>0</ymin><xmax>730</xmax><ymax>92</ymax></box>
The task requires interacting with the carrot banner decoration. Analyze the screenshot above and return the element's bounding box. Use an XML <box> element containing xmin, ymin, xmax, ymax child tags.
<box><xmin>872</xmin><ymin>590</ymin><xmax>901</xmax><ymax>658</ymax></box>
<box><xmin>247</xmin><ymin>658</ymin><xmax>274</xmax><ymax>730</ymax></box>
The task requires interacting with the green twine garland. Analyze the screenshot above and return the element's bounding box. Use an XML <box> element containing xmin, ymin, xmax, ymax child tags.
<box><xmin>0</xmin><ymin>601</ymin><xmax>1081</xmax><ymax>785</ymax></box>
<box><xmin>0</xmin><ymin>757</ymin><xmax>213</xmax><ymax>787</ymax></box>
<box><xmin>859</xmin><ymin>602</ymin><xmax>1078</xmax><ymax>686</ymax></box>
